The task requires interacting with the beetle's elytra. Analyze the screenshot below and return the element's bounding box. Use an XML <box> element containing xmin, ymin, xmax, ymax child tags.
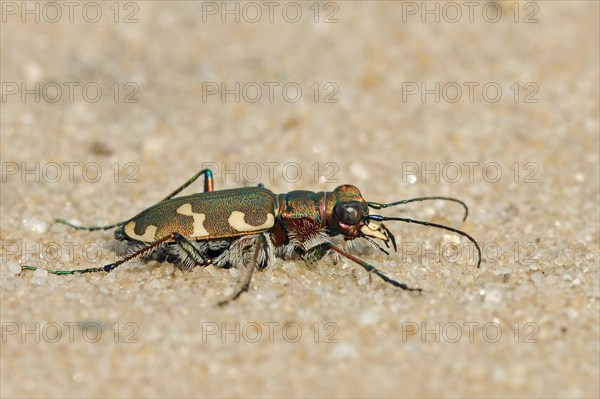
<box><xmin>23</xmin><ymin>168</ymin><xmax>481</xmax><ymax>305</ymax></box>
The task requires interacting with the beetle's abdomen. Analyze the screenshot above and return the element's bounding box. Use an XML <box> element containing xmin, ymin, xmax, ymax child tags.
<box><xmin>118</xmin><ymin>187</ymin><xmax>279</xmax><ymax>243</ymax></box>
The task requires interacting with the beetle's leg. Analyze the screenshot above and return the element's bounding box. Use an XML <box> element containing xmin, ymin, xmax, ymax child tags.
<box><xmin>159</xmin><ymin>168</ymin><xmax>214</xmax><ymax>201</ymax></box>
<box><xmin>170</xmin><ymin>233</ymin><xmax>209</xmax><ymax>268</ymax></box>
<box><xmin>54</xmin><ymin>169</ymin><xmax>215</xmax><ymax>231</ymax></box>
<box><xmin>309</xmin><ymin>242</ymin><xmax>423</xmax><ymax>292</ymax></box>
<box><xmin>21</xmin><ymin>234</ymin><xmax>174</xmax><ymax>275</ymax></box>
<box><xmin>53</xmin><ymin>219</ymin><xmax>123</xmax><ymax>232</ymax></box>
<box><xmin>296</xmin><ymin>245</ymin><xmax>329</xmax><ymax>264</ymax></box>
<box><xmin>218</xmin><ymin>234</ymin><xmax>269</xmax><ymax>306</ymax></box>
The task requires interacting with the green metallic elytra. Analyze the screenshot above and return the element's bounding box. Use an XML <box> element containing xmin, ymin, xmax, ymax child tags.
<box><xmin>117</xmin><ymin>187</ymin><xmax>279</xmax><ymax>242</ymax></box>
<box><xmin>21</xmin><ymin>167</ymin><xmax>482</xmax><ymax>306</ymax></box>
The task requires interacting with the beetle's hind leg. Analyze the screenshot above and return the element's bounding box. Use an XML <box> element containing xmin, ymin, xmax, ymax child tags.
<box><xmin>53</xmin><ymin>219</ymin><xmax>123</xmax><ymax>232</ymax></box>
<box><xmin>218</xmin><ymin>234</ymin><xmax>270</xmax><ymax>306</ymax></box>
<box><xmin>22</xmin><ymin>232</ymin><xmax>209</xmax><ymax>276</ymax></box>
<box><xmin>159</xmin><ymin>168</ymin><xmax>214</xmax><ymax>202</ymax></box>
<box><xmin>22</xmin><ymin>234</ymin><xmax>175</xmax><ymax>275</ymax></box>
<box><xmin>55</xmin><ymin>169</ymin><xmax>215</xmax><ymax>231</ymax></box>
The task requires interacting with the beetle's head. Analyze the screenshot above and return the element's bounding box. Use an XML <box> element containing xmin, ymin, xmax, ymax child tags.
<box><xmin>326</xmin><ymin>185</ymin><xmax>397</xmax><ymax>252</ymax></box>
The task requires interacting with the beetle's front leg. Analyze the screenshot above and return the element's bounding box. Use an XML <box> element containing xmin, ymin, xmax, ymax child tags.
<box><xmin>296</xmin><ymin>244</ymin><xmax>330</xmax><ymax>264</ymax></box>
<box><xmin>304</xmin><ymin>242</ymin><xmax>422</xmax><ymax>292</ymax></box>
<box><xmin>297</xmin><ymin>238</ymin><xmax>353</xmax><ymax>265</ymax></box>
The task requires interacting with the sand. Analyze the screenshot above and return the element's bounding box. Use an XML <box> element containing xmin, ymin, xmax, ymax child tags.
<box><xmin>1</xmin><ymin>1</ymin><xmax>598</xmax><ymax>398</ymax></box>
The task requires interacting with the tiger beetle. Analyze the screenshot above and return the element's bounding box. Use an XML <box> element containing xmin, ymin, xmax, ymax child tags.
<box><xmin>22</xmin><ymin>168</ymin><xmax>482</xmax><ymax>305</ymax></box>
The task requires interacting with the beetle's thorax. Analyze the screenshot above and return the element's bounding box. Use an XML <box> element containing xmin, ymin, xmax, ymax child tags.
<box><xmin>274</xmin><ymin>190</ymin><xmax>327</xmax><ymax>245</ymax></box>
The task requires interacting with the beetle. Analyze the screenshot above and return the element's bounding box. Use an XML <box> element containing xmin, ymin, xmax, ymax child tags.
<box><xmin>22</xmin><ymin>168</ymin><xmax>481</xmax><ymax>305</ymax></box>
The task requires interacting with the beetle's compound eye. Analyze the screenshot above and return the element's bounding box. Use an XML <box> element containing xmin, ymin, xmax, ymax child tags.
<box><xmin>335</xmin><ymin>201</ymin><xmax>364</xmax><ymax>225</ymax></box>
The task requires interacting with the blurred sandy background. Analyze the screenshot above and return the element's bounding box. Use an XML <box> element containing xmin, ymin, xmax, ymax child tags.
<box><xmin>1</xmin><ymin>1</ymin><xmax>598</xmax><ymax>398</ymax></box>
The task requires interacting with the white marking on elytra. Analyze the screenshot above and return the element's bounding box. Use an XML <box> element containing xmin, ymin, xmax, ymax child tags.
<box><xmin>176</xmin><ymin>203</ymin><xmax>210</xmax><ymax>238</ymax></box>
<box><xmin>124</xmin><ymin>222</ymin><xmax>158</xmax><ymax>242</ymax></box>
<box><xmin>228</xmin><ymin>211</ymin><xmax>275</xmax><ymax>232</ymax></box>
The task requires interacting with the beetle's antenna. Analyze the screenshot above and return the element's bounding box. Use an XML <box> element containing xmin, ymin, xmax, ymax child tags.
<box><xmin>368</xmin><ymin>197</ymin><xmax>469</xmax><ymax>222</ymax></box>
<box><xmin>368</xmin><ymin>215</ymin><xmax>482</xmax><ymax>268</ymax></box>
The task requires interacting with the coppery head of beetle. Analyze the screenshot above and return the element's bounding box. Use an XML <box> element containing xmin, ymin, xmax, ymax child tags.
<box><xmin>326</xmin><ymin>185</ymin><xmax>397</xmax><ymax>252</ymax></box>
